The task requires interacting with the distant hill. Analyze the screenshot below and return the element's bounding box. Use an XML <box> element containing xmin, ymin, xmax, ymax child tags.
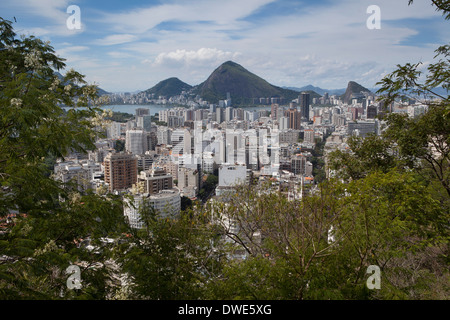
<box><xmin>285</xmin><ymin>85</ymin><xmax>345</xmax><ymax>96</ymax></box>
<box><xmin>298</xmin><ymin>90</ymin><xmax>322</xmax><ymax>100</ymax></box>
<box><xmin>144</xmin><ymin>77</ymin><xmax>192</xmax><ymax>98</ymax></box>
<box><xmin>193</xmin><ymin>61</ymin><xmax>301</xmax><ymax>105</ymax></box>
<box><xmin>97</xmin><ymin>87</ymin><xmax>110</xmax><ymax>96</ymax></box>
<box><xmin>341</xmin><ymin>81</ymin><xmax>373</xmax><ymax>104</ymax></box>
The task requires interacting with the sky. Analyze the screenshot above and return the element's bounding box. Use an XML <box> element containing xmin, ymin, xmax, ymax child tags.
<box><xmin>1</xmin><ymin>0</ymin><xmax>449</xmax><ymax>93</ymax></box>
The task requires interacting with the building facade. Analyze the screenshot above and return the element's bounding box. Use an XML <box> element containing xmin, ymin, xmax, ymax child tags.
<box><xmin>104</xmin><ymin>152</ymin><xmax>138</xmax><ymax>192</ymax></box>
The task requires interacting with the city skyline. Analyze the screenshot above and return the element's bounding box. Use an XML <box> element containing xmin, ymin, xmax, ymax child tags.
<box><xmin>0</xmin><ymin>0</ymin><xmax>449</xmax><ymax>93</ymax></box>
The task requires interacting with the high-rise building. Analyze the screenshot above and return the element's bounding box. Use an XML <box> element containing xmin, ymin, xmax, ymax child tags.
<box><xmin>271</xmin><ymin>104</ymin><xmax>279</xmax><ymax>120</ymax></box>
<box><xmin>138</xmin><ymin>167</ymin><xmax>173</xmax><ymax>195</ymax></box>
<box><xmin>171</xmin><ymin>129</ymin><xmax>191</xmax><ymax>158</ymax></box>
<box><xmin>303</xmin><ymin>129</ymin><xmax>315</xmax><ymax>144</ymax></box>
<box><xmin>347</xmin><ymin>120</ymin><xmax>378</xmax><ymax>138</ymax></box>
<box><xmin>233</xmin><ymin>108</ymin><xmax>244</xmax><ymax>121</ymax></box>
<box><xmin>225</xmin><ymin>107</ymin><xmax>233</xmax><ymax>122</ymax></box>
<box><xmin>135</xmin><ymin>108</ymin><xmax>150</xmax><ymax>117</ymax></box>
<box><xmin>299</xmin><ymin>92</ymin><xmax>310</xmax><ymax>120</ymax></box>
<box><xmin>279</xmin><ymin>116</ymin><xmax>288</xmax><ymax>130</ymax></box>
<box><xmin>159</xmin><ymin>110</ymin><xmax>169</xmax><ymax>123</ymax></box>
<box><xmin>137</xmin><ymin>115</ymin><xmax>152</xmax><ymax>132</ymax></box>
<box><xmin>291</xmin><ymin>154</ymin><xmax>311</xmax><ymax>175</ymax></box>
<box><xmin>367</xmin><ymin>105</ymin><xmax>378</xmax><ymax>119</ymax></box>
<box><xmin>125</xmin><ymin>129</ymin><xmax>149</xmax><ymax>155</ymax></box>
<box><xmin>279</xmin><ymin>129</ymin><xmax>300</xmax><ymax>144</ymax></box>
<box><xmin>168</xmin><ymin>115</ymin><xmax>184</xmax><ymax>128</ymax></box>
<box><xmin>351</xmin><ymin>107</ymin><xmax>359</xmax><ymax>120</ymax></box>
<box><xmin>155</xmin><ymin>161</ymin><xmax>178</xmax><ymax>180</ymax></box>
<box><xmin>157</xmin><ymin>126</ymin><xmax>172</xmax><ymax>145</ymax></box>
<box><xmin>104</xmin><ymin>152</ymin><xmax>138</xmax><ymax>192</ymax></box>
<box><xmin>137</xmin><ymin>153</ymin><xmax>156</xmax><ymax>171</ymax></box>
<box><xmin>184</xmin><ymin>109</ymin><xmax>195</xmax><ymax>122</ymax></box>
<box><xmin>216</xmin><ymin>163</ymin><xmax>252</xmax><ymax>196</ymax></box>
<box><xmin>178</xmin><ymin>167</ymin><xmax>199</xmax><ymax>198</ymax></box>
<box><xmin>216</xmin><ymin>107</ymin><xmax>223</xmax><ymax>123</ymax></box>
<box><xmin>287</xmin><ymin>108</ymin><xmax>302</xmax><ymax>130</ymax></box>
<box><xmin>106</xmin><ymin>121</ymin><xmax>122</xmax><ymax>139</ymax></box>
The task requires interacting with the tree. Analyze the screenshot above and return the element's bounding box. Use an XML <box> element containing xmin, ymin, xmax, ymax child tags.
<box><xmin>373</xmin><ymin>1</ymin><xmax>450</xmax><ymax>198</ymax></box>
<box><xmin>207</xmin><ymin>182</ymin><xmax>360</xmax><ymax>300</ymax></box>
<box><xmin>114</xmin><ymin>139</ymin><xmax>125</xmax><ymax>152</ymax></box>
<box><xmin>0</xmin><ymin>18</ymin><xmax>127</xmax><ymax>299</ymax></box>
<box><xmin>113</xmin><ymin>203</ymin><xmax>224</xmax><ymax>300</ymax></box>
<box><xmin>325</xmin><ymin>0</ymin><xmax>450</xmax><ymax>299</ymax></box>
<box><xmin>198</xmin><ymin>173</ymin><xmax>218</xmax><ymax>202</ymax></box>
<box><xmin>208</xmin><ymin>0</ymin><xmax>450</xmax><ymax>297</ymax></box>
<box><xmin>409</xmin><ymin>0</ymin><xmax>450</xmax><ymax>20</ymax></box>
<box><xmin>206</xmin><ymin>170</ymin><xmax>448</xmax><ymax>300</ymax></box>
<box><xmin>327</xmin><ymin>133</ymin><xmax>399</xmax><ymax>181</ymax></box>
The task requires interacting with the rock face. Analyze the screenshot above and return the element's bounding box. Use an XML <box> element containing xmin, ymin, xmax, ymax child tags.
<box><xmin>144</xmin><ymin>77</ymin><xmax>192</xmax><ymax>98</ymax></box>
<box><xmin>342</xmin><ymin>81</ymin><xmax>372</xmax><ymax>104</ymax></box>
<box><xmin>194</xmin><ymin>61</ymin><xmax>299</xmax><ymax>105</ymax></box>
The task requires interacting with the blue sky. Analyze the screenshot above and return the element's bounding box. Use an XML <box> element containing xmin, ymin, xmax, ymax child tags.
<box><xmin>1</xmin><ymin>0</ymin><xmax>448</xmax><ymax>93</ymax></box>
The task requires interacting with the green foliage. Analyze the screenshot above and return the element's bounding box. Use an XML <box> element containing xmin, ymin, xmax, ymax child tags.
<box><xmin>114</xmin><ymin>139</ymin><xmax>125</xmax><ymax>152</ymax></box>
<box><xmin>328</xmin><ymin>133</ymin><xmax>398</xmax><ymax>181</ymax></box>
<box><xmin>113</xmin><ymin>210</ymin><xmax>224</xmax><ymax>300</ymax></box>
<box><xmin>329</xmin><ymin>104</ymin><xmax>449</xmax><ymax>197</ymax></box>
<box><xmin>207</xmin><ymin>171</ymin><xmax>448</xmax><ymax>300</ymax></box>
<box><xmin>0</xmin><ymin>18</ymin><xmax>128</xmax><ymax>299</ymax></box>
<box><xmin>198</xmin><ymin>173</ymin><xmax>218</xmax><ymax>202</ymax></box>
<box><xmin>311</xmin><ymin>134</ymin><xmax>329</xmax><ymax>183</ymax></box>
<box><xmin>1</xmin><ymin>3</ymin><xmax>448</xmax><ymax>300</ymax></box>
<box><xmin>180</xmin><ymin>196</ymin><xmax>193</xmax><ymax>211</ymax></box>
<box><xmin>105</xmin><ymin>111</ymin><xmax>133</xmax><ymax>123</ymax></box>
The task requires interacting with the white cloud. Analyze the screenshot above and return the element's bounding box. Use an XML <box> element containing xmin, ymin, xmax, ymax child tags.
<box><xmin>0</xmin><ymin>0</ymin><xmax>87</xmax><ymax>37</ymax></box>
<box><xmin>10</xmin><ymin>0</ymin><xmax>446</xmax><ymax>92</ymax></box>
<box><xmin>11</xmin><ymin>0</ymin><xmax>70</xmax><ymax>21</ymax></box>
<box><xmin>153</xmin><ymin>48</ymin><xmax>241</xmax><ymax>68</ymax></box>
<box><xmin>99</xmin><ymin>0</ymin><xmax>275</xmax><ymax>34</ymax></box>
<box><xmin>97</xmin><ymin>34</ymin><xmax>138</xmax><ymax>46</ymax></box>
<box><xmin>56</xmin><ymin>45</ymin><xmax>89</xmax><ymax>57</ymax></box>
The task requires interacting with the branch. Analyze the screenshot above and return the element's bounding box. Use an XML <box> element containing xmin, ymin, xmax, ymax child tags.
<box><xmin>224</xmin><ymin>231</ymin><xmax>253</xmax><ymax>256</ymax></box>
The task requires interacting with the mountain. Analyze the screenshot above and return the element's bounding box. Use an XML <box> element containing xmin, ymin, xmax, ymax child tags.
<box><xmin>341</xmin><ymin>81</ymin><xmax>373</xmax><ymax>104</ymax></box>
<box><xmin>144</xmin><ymin>77</ymin><xmax>192</xmax><ymax>98</ymax></box>
<box><xmin>97</xmin><ymin>87</ymin><xmax>110</xmax><ymax>96</ymax></box>
<box><xmin>193</xmin><ymin>61</ymin><xmax>301</xmax><ymax>105</ymax></box>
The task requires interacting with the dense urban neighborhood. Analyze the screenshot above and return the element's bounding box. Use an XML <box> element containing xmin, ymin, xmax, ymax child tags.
<box><xmin>0</xmin><ymin>0</ymin><xmax>448</xmax><ymax>303</ymax></box>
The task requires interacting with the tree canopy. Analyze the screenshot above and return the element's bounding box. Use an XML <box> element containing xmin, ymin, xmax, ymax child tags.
<box><xmin>0</xmin><ymin>0</ymin><xmax>448</xmax><ymax>300</ymax></box>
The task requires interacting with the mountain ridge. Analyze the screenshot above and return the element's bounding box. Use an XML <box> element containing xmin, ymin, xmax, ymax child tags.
<box><xmin>143</xmin><ymin>77</ymin><xmax>192</xmax><ymax>98</ymax></box>
<box><xmin>191</xmin><ymin>61</ymin><xmax>303</xmax><ymax>105</ymax></box>
<box><xmin>139</xmin><ymin>62</ymin><xmax>390</xmax><ymax>106</ymax></box>
<box><xmin>341</xmin><ymin>81</ymin><xmax>373</xmax><ymax>104</ymax></box>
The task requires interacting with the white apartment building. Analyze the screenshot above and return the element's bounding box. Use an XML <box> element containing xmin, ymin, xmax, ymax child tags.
<box><xmin>125</xmin><ymin>129</ymin><xmax>149</xmax><ymax>155</ymax></box>
<box><xmin>124</xmin><ymin>189</ymin><xmax>181</xmax><ymax>229</ymax></box>
<box><xmin>157</xmin><ymin>126</ymin><xmax>172</xmax><ymax>145</ymax></box>
<box><xmin>178</xmin><ymin>167</ymin><xmax>199</xmax><ymax>198</ymax></box>
<box><xmin>216</xmin><ymin>163</ymin><xmax>252</xmax><ymax>196</ymax></box>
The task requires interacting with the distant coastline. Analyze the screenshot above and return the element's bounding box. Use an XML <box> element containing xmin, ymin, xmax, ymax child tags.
<box><xmin>101</xmin><ymin>104</ymin><xmax>273</xmax><ymax>115</ymax></box>
<box><xmin>64</xmin><ymin>104</ymin><xmax>274</xmax><ymax>117</ymax></box>
<box><xmin>102</xmin><ymin>104</ymin><xmax>169</xmax><ymax>116</ymax></box>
